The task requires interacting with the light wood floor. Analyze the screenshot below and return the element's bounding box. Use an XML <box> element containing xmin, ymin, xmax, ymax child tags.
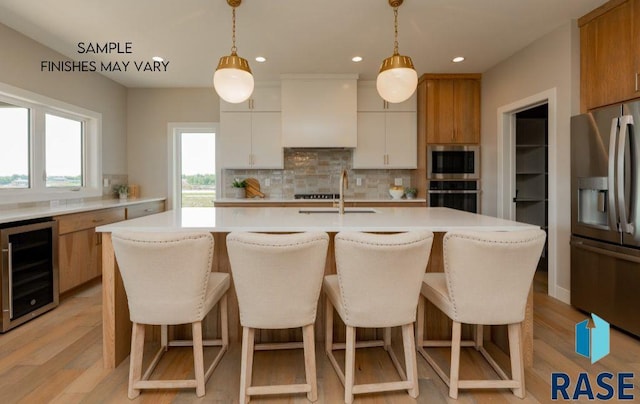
<box><xmin>1</xmin><ymin>280</ymin><xmax>639</xmax><ymax>404</ymax></box>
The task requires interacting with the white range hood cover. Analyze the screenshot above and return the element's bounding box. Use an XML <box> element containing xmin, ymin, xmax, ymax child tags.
<box><xmin>281</xmin><ymin>74</ymin><xmax>358</xmax><ymax>148</ymax></box>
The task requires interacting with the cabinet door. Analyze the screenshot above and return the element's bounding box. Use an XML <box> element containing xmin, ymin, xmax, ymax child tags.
<box><xmin>58</xmin><ymin>228</ymin><xmax>98</xmax><ymax>293</ymax></box>
<box><xmin>218</xmin><ymin>112</ymin><xmax>252</xmax><ymax>168</ymax></box>
<box><xmin>453</xmin><ymin>79</ymin><xmax>480</xmax><ymax>144</ymax></box>
<box><xmin>353</xmin><ymin>112</ymin><xmax>386</xmax><ymax>168</ymax></box>
<box><xmin>250</xmin><ymin>86</ymin><xmax>281</xmax><ymax>111</ymax></box>
<box><xmin>386</xmin><ymin>91</ymin><xmax>417</xmax><ymax>112</ymax></box>
<box><xmin>581</xmin><ymin>0</ymin><xmax>638</xmax><ymax>110</ymax></box>
<box><xmin>250</xmin><ymin>112</ymin><xmax>283</xmax><ymax>168</ymax></box>
<box><xmin>426</xmin><ymin>79</ymin><xmax>455</xmax><ymax>143</ymax></box>
<box><xmin>385</xmin><ymin>112</ymin><xmax>417</xmax><ymax>168</ymax></box>
<box><xmin>357</xmin><ymin>85</ymin><xmax>386</xmax><ymax>111</ymax></box>
<box><xmin>220</xmin><ymin>86</ymin><xmax>281</xmax><ymax>112</ymax></box>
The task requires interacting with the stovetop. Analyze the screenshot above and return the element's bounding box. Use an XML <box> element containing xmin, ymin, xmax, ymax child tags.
<box><xmin>294</xmin><ymin>193</ymin><xmax>340</xmax><ymax>200</ymax></box>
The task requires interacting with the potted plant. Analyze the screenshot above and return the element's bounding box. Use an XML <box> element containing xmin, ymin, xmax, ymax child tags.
<box><xmin>405</xmin><ymin>187</ymin><xmax>417</xmax><ymax>199</ymax></box>
<box><xmin>114</xmin><ymin>184</ymin><xmax>128</xmax><ymax>200</ymax></box>
<box><xmin>232</xmin><ymin>178</ymin><xmax>247</xmax><ymax>199</ymax></box>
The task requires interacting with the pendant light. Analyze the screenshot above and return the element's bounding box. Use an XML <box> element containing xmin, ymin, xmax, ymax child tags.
<box><xmin>376</xmin><ymin>0</ymin><xmax>417</xmax><ymax>103</ymax></box>
<box><xmin>214</xmin><ymin>0</ymin><xmax>254</xmax><ymax>104</ymax></box>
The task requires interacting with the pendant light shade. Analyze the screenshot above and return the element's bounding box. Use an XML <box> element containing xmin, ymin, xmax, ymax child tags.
<box><xmin>376</xmin><ymin>0</ymin><xmax>417</xmax><ymax>103</ymax></box>
<box><xmin>214</xmin><ymin>0</ymin><xmax>254</xmax><ymax>104</ymax></box>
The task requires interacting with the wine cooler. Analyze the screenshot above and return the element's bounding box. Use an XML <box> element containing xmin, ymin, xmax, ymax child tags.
<box><xmin>0</xmin><ymin>219</ymin><xmax>58</xmax><ymax>332</ymax></box>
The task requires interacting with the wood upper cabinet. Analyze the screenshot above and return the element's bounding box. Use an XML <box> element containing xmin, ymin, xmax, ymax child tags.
<box><xmin>423</xmin><ymin>75</ymin><xmax>481</xmax><ymax>144</ymax></box>
<box><xmin>580</xmin><ymin>0</ymin><xmax>640</xmax><ymax>111</ymax></box>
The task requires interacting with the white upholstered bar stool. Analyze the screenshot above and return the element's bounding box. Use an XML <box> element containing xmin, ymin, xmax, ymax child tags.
<box><xmin>111</xmin><ymin>231</ymin><xmax>229</xmax><ymax>399</ymax></box>
<box><xmin>226</xmin><ymin>232</ymin><xmax>329</xmax><ymax>404</ymax></box>
<box><xmin>416</xmin><ymin>229</ymin><xmax>546</xmax><ymax>399</ymax></box>
<box><xmin>325</xmin><ymin>231</ymin><xmax>434</xmax><ymax>403</ymax></box>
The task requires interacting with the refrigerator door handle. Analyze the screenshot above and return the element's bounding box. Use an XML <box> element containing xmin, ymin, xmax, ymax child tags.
<box><xmin>617</xmin><ymin>115</ymin><xmax>635</xmax><ymax>235</ymax></box>
<box><xmin>608</xmin><ymin>117</ymin><xmax>619</xmax><ymax>232</ymax></box>
<box><xmin>571</xmin><ymin>239</ymin><xmax>640</xmax><ymax>264</ymax></box>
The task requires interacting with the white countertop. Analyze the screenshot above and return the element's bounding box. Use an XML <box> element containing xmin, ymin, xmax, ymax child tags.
<box><xmin>214</xmin><ymin>198</ymin><xmax>427</xmax><ymax>204</ymax></box>
<box><xmin>0</xmin><ymin>197</ymin><xmax>166</xmax><ymax>224</ymax></box>
<box><xmin>96</xmin><ymin>207</ymin><xmax>536</xmax><ymax>233</ymax></box>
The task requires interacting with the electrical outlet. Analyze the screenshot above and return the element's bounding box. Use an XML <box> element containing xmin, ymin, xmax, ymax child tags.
<box><xmin>103</xmin><ymin>178</ymin><xmax>110</xmax><ymax>187</ymax></box>
<box><xmin>49</xmin><ymin>200</ymin><xmax>60</xmax><ymax>208</ymax></box>
<box><xmin>356</xmin><ymin>177</ymin><xmax>362</xmax><ymax>186</ymax></box>
<box><xmin>264</xmin><ymin>178</ymin><xmax>271</xmax><ymax>187</ymax></box>
<box><xmin>394</xmin><ymin>178</ymin><xmax>403</xmax><ymax>186</ymax></box>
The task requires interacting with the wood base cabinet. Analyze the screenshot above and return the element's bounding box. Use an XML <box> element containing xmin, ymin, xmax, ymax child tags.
<box><xmin>56</xmin><ymin>207</ymin><xmax>125</xmax><ymax>293</ymax></box>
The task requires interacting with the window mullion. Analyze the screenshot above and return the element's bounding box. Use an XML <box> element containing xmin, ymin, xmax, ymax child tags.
<box><xmin>31</xmin><ymin>109</ymin><xmax>46</xmax><ymax>190</ymax></box>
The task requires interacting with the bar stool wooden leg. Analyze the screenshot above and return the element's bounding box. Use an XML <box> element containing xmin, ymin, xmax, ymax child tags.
<box><xmin>402</xmin><ymin>323</ymin><xmax>419</xmax><ymax>398</ymax></box>
<box><xmin>416</xmin><ymin>297</ymin><xmax>425</xmax><ymax>347</ymax></box>
<box><xmin>508</xmin><ymin>323</ymin><xmax>525</xmax><ymax>398</ymax></box>
<box><xmin>383</xmin><ymin>327</ymin><xmax>392</xmax><ymax>352</ymax></box>
<box><xmin>240</xmin><ymin>327</ymin><xmax>255</xmax><ymax>404</ymax></box>
<box><xmin>449</xmin><ymin>321</ymin><xmax>462</xmax><ymax>399</ymax></box>
<box><xmin>221</xmin><ymin>294</ymin><xmax>229</xmax><ymax>347</ymax></box>
<box><xmin>128</xmin><ymin>322</ymin><xmax>145</xmax><ymax>399</ymax></box>
<box><xmin>303</xmin><ymin>324</ymin><xmax>318</xmax><ymax>401</ymax></box>
<box><xmin>325</xmin><ymin>297</ymin><xmax>333</xmax><ymax>355</ymax></box>
<box><xmin>192</xmin><ymin>321</ymin><xmax>205</xmax><ymax>397</ymax></box>
<box><xmin>344</xmin><ymin>325</ymin><xmax>356</xmax><ymax>404</ymax></box>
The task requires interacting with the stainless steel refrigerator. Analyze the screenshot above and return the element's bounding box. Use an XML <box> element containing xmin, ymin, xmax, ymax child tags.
<box><xmin>571</xmin><ymin>100</ymin><xmax>640</xmax><ymax>338</ymax></box>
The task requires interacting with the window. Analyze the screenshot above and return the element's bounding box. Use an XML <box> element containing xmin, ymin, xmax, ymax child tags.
<box><xmin>0</xmin><ymin>102</ymin><xmax>29</xmax><ymax>189</ymax></box>
<box><xmin>45</xmin><ymin>114</ymin><xmax>83</xmax><ymax>188</ymax></box>
<box><xmin>0</xmin><ymin>83</ymin><xmax>101</xmax><ymax>203</ymax></box>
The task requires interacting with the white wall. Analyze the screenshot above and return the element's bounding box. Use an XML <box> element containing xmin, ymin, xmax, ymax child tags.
<box><xmin>126</xmin><ymin>88</ymin><xmax>219</xmax><ymax>198</ymax></box>
<box><xmin>481</xmin><ymin>21</ymin><xmax>581</xmax><ymax>299</ymax></box>
<box><xmin>0</xmin><ymin>23</ymin><xmax>127</xmax><ymax>176</ymax></box>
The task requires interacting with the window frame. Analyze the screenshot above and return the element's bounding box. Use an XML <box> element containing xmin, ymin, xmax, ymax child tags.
<box><xmin>0</xmin><ymin>82</ymin><xmax>102</xmax><ymax>204</ymax></box>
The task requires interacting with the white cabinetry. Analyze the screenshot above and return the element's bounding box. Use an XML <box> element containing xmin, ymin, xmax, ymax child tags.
<box><xmin>281</xmin><ymin>74</ymin><xmax>358</xmax><ymax>148</ymax></box>
<box><xmin>218</xmin><ymin>85</ymin><xmax>283</xmax><ymax>169</ymax></box>
<box><xmin>219</xmin><ymin>85</ymin><xmax>281</xmax><ymax>112</ymax></box>
<box><xmin>353</xmin><ymin>83</ymin><xmax>416</xmax><ymax>169</ymax></box>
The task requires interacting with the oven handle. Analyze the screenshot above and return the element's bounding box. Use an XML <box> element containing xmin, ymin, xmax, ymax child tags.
<box><xmin>427</xmin><ymin>190</ymin><xmax>480</xmax><ymax>194</ymax></box>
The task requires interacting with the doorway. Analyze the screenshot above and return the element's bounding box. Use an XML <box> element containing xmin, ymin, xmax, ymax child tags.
<box><xmin>514</xmin><ymin>104</ymin><xmax>549</xmax><ymax>293</ymax></box>
<box><xmin>168</xmin><ymin>123</ymin><xmax>217</xmax><ymax>209</ymax></box>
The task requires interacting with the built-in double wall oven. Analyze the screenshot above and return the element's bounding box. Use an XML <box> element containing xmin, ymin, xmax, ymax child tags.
<box><xmin>427</xmin><ymin>145</ymin><xmax>480</xmax><ymax>213</ymax></box>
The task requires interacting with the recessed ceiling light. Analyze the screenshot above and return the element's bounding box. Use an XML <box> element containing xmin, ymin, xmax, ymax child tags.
<box><xmin>152</xmin><ymin>56</ymin><xmax>164</xmax><ymax>62</ymax></box>
<box><xmin>352</xmin><ymin>56</ymin><xmax>363</xmax><ymax>62</ymax></box>
<box><xmin>255</xmin><ymin>56</ymin><xmax>267</xmax><ymax>63</ymax></box>
<box><xmin>452</xmin><ymin>56</ymin><xmax>465</xmax><ymax>63</ymax></box>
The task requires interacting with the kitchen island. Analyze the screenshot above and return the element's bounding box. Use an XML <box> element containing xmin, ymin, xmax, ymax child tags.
<box><xmin>98</xmin><ymin>207</ymin><xmax>537</xmax><ymax>369</ymax></box>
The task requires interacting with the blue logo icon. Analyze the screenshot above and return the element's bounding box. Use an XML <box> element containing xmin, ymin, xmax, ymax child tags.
<box><xmin>575</xmin><ymin>313</ymin><xmax>610</xmax><ymax>364</ymax></box>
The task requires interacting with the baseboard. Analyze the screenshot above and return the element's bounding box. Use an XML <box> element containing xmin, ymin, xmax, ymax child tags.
<box><xmin>552</xmin><ymin>285</ymin><xmax>571</xmax><ymax>304</ymax></box>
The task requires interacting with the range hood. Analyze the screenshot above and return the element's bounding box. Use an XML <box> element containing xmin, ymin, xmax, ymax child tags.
<box><xmin>281</xmin><ymin>74</ymin><xmax>358</xmax><ymax>148</ymax></box>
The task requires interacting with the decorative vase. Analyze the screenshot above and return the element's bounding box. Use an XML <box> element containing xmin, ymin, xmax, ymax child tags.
<box><xmin>119</xmin><ymin>191</ymin><xmax>127</xmax><ymax>201</ymax></box>
<box><xmin>233</xmin><ymin>188</ymin><xmax>246</xmax><ymax>199</ymax></box>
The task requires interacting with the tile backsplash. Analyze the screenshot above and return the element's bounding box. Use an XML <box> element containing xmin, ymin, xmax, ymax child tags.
<box><xmin>223</xmin><ymin>149</ymin><xmax>414</xmax><ymax>199</ymax></box>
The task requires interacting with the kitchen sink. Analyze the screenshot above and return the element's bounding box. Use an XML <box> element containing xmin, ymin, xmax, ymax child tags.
<box><xmin>298</xmin><ymin>208</ymin><xmax>377</xmax><ymax>214</ymax></box>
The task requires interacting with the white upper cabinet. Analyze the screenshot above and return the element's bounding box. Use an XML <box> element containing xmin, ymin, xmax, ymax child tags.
<box><xmin>218</xmin><ymin>111</ymin><xmax>283</xmax><ymax>169</ymax></box>
<box><xmin>219</xmin><ymin>84</ymin><xmax>281</xmax><ymax>112</ymax></box>
<box><xmin>218</xmin><ymin>83</ymin><xmax>283</xmax><ymax>169</ymax></box>
<box><xmin>353</xmin><ymin>82</ymin><xmax>417</xmax><ymax>169</ymax></box>
<box><xmin>357</xmin><ymin>82</ymin><xmax>417</xmax><ymax>112</ymax></box>
<box><xmin>281</xmin><ymin>74</ymin><xmax>358</xmax><ymax>148</ymax></box>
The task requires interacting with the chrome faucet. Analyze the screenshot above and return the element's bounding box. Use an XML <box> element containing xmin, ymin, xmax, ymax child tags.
<box><xmin>337</xmin><ymin>169</ymin><xmax>348</xmax><ymax>215</ymax></box>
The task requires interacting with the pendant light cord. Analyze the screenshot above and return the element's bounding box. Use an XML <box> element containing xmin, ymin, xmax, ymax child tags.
<box><xmin>393</xmin><ymin>6</ymin><xmax>399</xmax><ymax>56</ymax></box>
<box><xmin>231</xmin><ymin>6</ymin><xmax>237</xmax><ymax>54</ymax></box>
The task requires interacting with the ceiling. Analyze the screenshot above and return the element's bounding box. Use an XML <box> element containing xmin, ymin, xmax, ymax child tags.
<box><xmin>0</xmin><ymin>0</ymin><xmax>607</xmax><ymax>88</ymax></box>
